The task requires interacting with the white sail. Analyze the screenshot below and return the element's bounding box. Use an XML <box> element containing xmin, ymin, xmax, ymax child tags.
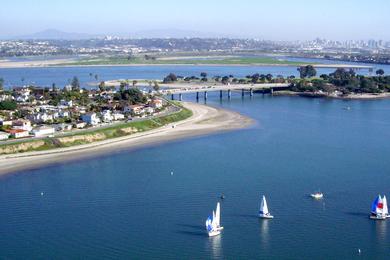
<box><xmin>383</xmin><ymin>195</ymin><xmax>389</xmax><ymax>215</ymax></box>
<box><xmin>260</xmin><ymin>196</ymin><xmax>269</xmax><ymax>215</ymax></box>
<box><xmin>212</xmin><ymin>210</ymin><xmax>217</xmax><ymax>229</ymax></box>
<box><xmin>215</xmin><ymin>203</ymin><xmax>221</xmax><ymax>227</ymax></box>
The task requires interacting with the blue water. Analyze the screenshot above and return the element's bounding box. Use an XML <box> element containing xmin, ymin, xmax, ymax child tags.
<box><xmin>1</xmin><ymin>66</ymin><xmax>390</xmax><ymax>258</ymax></box>
<box><xmin>0</xmin><ymin>57</ymin><xmax>388</xmax><ymax>88</ymax></box>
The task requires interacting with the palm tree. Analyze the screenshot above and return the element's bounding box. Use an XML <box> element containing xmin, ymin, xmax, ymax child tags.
<box><xmin>132</xmin><ymin>80</ymin><xmax>138</xmax><ymax>88</ymax></box>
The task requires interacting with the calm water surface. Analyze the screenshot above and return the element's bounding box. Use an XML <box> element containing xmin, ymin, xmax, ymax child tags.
<box><xmin>0</xmin><ymin>58</ymin><xmax>389</xmax><ymax>88</ymax></box>
<box><xmin>1</xmin><ymin>67</ymin><xmax>390</xmax><ymax>259</ymax></box>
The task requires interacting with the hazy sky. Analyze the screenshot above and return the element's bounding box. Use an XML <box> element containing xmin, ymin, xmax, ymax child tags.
<box><xmin>1</xmin><ymin>0</ymin><xmax>389</xmax><ymax>40</ymax></box>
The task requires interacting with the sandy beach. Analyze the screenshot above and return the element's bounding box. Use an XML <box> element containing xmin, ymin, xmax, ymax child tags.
<box><xmin>0</xmin><ymin>102</ymin><xmax>254</xmax><ymax>176</ymax></box>
<box><xmin>0</xmin><ymin>58</ymin><xmax>78</xmax><ymax>68</ymax></box>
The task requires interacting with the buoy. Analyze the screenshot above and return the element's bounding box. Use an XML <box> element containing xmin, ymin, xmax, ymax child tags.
<box><xmin>220</xmin><ymin>194</ymin><xmax>225</xmax><ymax>200</ymax></box>
<box><xmin>358</xmin><ymin>248</ymin><xmax>361</xmax><ymax>255</ymax></box>
<box><xmin>170</xmin><ymin>171</ymin><xmax>174</xmax><ymax>176</ymax></box>
<box><xmin>40</xmin><ymin>192</ymin><xmax>44</xmax><ymax>196</ymax></box>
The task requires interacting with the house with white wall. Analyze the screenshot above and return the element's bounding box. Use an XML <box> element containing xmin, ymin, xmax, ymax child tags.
<box><xmin>81</xmin><ymin>113</ymin><xmax>100</xmax><ymax>126</ymax></box>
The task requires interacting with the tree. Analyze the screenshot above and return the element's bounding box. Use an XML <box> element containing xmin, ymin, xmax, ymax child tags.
<box><xmin>153</xmin><ymin>81</ymin><xmax>160</xmax><ymax>92</ymax></box>
<box><xmin>221</xmin><ymin>76</ymin><xmax>229</xmax><ymax>84</ymax></box>
<box><xmin>251</xmin><ymin>73</ymin><xmax>260</xmax><ymax>83</ymax></box>
<box><xmin>298</xmin><ymin>65</ymin><xmax>317</xmax><ymax>78</ymax></box>
<box><xmin>115</xmin><ymin>88</ymin><xmax>147</xmax><ymax>104</ymax></box>
<box><xmin>265</xmin><ymin>74</ymin><xmax>273</xmax><ymax>82</ymax></box>
<box><xmin>376</xmin><ymin>69</ymin><xmax>385</xmax><ymax>76</ymax></box>
<box><xmin>119</xmin><ymin>82</ymin><xmax>127</xmax><ymax>93</ymax></box>
<box><xmin>0</xmin><ymin>100</ymin><xmax>17</xmax><ymax>110</ymax></box>
<box><xmin>163</xmin><ymin>73</ymin><xmax>178</xmax><ymax>83</ymax></box>
<box><xmin>99</xmin><ymin>81</ymin><xmax>106</xmax><ymax>92</ymax></box>
<box><xmin>71</xmin><ymin>76</ymin><xmax>80</xmax><ymax>91</ymax></box>
<box><xmin>132</xmin><ymin>80</ymin><xmax>138</xmax><ymax>87</ymax></box>
<box><xmin>0</xmin><ymin>78</ymin><xmax>4</xmax><ymax>91</ymax></box>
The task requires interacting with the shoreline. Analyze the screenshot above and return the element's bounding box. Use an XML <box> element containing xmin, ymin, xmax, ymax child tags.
<box><xmin>273</xmin><ymin>90</ymin><xmax>390</xmax><ymax>100</ymax></box>
<box><xmin>0</xmin><ymin>102</ymin><xmax>254</xmax><ymax>176</ymax></box>
<box><xmin>0</xmin><ymin>60</ymin><xmax>372</xmax><ymax>69</ymax></box>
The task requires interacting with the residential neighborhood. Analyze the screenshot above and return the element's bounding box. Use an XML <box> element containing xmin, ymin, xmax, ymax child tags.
<box><xmin>0</xmin><ymin>82</ymin><xmax>167</xmax><ymax>142</ymax></box>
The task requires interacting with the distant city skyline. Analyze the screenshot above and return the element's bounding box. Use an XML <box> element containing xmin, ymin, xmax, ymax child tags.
<box><xmin>1</xmin><ymin>0</ymin><xmax>389</xmax><ymax>40</ymax></box>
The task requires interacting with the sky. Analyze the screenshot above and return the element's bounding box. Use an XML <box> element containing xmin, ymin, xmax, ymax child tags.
<box><xmin>1</xmin><ymin>0</ymin><xmax>389</xmax><ymax>40</ymax></box>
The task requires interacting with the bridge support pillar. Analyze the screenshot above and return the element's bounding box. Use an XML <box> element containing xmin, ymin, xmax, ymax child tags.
<box><xmin>228</xmin><ymin>89</ymin><xmax>231</xmax><ymax>99</ymax></box>
<box><xmin>220</xmin><ymin>90</ymin><xmax>223</xmax><ymax>99</ymax></box>
<box><xmin>204</xmin><ymin>91</ymin><xmax>208</xmax><ymax>100</ymax></box>
<box><xmin>196</xmin><ymin>92</ymin><xmax>199</xmax><ymax>101</ymax></box>
<box><xmin>242</xmin><ymin>89</ymin><xmax>245</xmax><ymax>97</ymax></box>
<box><xmin>171</xmin><ymin>94</ymin><xmax>174</xmax><ymax>100</ymax></box>
<box><xmin>270</xmin><ymin>88</ymin><xmax>274</xmax><ymax>95</ymax></box>
<box><xmin>179</xmin><ymin>93</ymin><xmax>183</xmax><ymax>101</ymax></box>
<box><xmin>250</xmin><ymin>88</ymin><xmax>253</xmax><ymax>96</ymax></box>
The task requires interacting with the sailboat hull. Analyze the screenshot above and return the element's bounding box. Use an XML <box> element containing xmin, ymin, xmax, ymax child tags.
<box><xmin>370</xmin><ymin>214</ymin><xmax>387</xmax><ymax>220</ymax></box>
<box><xmin>310</xmin><ymin>194</ymin><xmax>323</xmax><ymax>199</ymax></box>
<box><xmin>208</xmin><ymin>230</ymin><xmax>221</xmax><ymax>237</ymax></box>
<box><xmin>259</xmin><ymin>214</ymin><xmax>274</xmax><ymax>219</ymax></box>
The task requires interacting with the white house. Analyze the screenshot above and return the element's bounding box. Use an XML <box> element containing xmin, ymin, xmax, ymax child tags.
<box><xmin>151</xmin><ymin>99</ymin><xmax>163</xmax><ymax>109</ymax></box>
<box><xmin>101</xmin><ymin>110</ymin><xmax>113</xmax><ymax>122</ymax></box>
<box><xmin>12</xmin><ymin>120</ymin><xmax>32</xmax><ymax>132</ymax></box>
<box><xmin>123</xmin><ymin>105</ymin><xmax>144</xmax><ymax>115</ymax></box>
<box><xmin>112</xmin><ymin>112</ymin><xmax>125</xmax><ymax>121</ymax></box>
<box><xmin>0</xmin><ymin>131</ymin><xmax>10</xmax><ymax>140</ymax></box>
<box><xmin>0</xmin><ymin>120</ymin><xmax>12</xmax><ymax>126</ymax></box>
<box><xmin>32</xmin><ymin>126</ymin><xmax>55</xmax><ymax>137</ymax></box>
<box><xmin>6</xmin><ymin>129</ymin><xmax>30</xmax><ymax>139</ymax></box>
<box><xmin>16</xmin><ymin>95</ymin><xmax>29</xmax><ymax>103</ymax></box>
<box><xmin>0</xmin><ymin>94</ymin><xmax>13</xmax><ymax>102</ymax></box>
<box><xmin>59</xmin><ymin>110</ymin><xmax>70</xmax><ymax>118</ymax></box>
<box><xmin>29</xmin><ymin>112</ymin><xmax>53</xmax><ymax>123</ymax></box>
<box><xmin>60</xmin><ymin>100</ymin><xmax>73</xmax><ymax>107</ymax></box>
<box><xmin>74</xmin><ymin>121</ymin><xmax>87</xmax><ymax>129</ymax></box>
<box><xmin>81</xmin><ymin>113</ymin><xmax>100</xmax><ymax>126</ymax></box>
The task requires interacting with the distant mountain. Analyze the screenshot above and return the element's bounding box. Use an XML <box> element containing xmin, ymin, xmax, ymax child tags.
<box><xmin>130</xmin><ymin>29</ymin><xmax>232</xmax><ymax>38</ymax></box>
<box><xmin>14</xmin><ymin>29</ymin><xmax>100</xmax><ymax>40</ymax></box>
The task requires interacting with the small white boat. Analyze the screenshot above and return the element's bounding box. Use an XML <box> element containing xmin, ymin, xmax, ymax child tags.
<box><xmin>310</xmin><ymin>192</ymin><xmax>323</xmax><ymax>199</ymax></box>
<box><xmin>370</xmin><ymin>194</ymin><xmax>389</xmax><ymax>220</ymax></box>
<box><xmin>259</xmin><ymin>195</ymin><xmax>274</xmax><ymax>219</ymax></box>
<box><xmin>206</xmin><ymin>202</ymin><xmax>223</xmax><ymax>236</ymax></box>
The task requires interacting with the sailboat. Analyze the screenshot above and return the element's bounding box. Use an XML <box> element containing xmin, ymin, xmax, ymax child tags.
<box><xmin>259</xmin><ymin>195</ymin><xmax>274</xmax><ymax>219</ymax></box>
<box><xmin>310</xmin><ymin>191</ymin><xmax>324</xmax><ymax>199</ymax></box>
<box><xmin>205</xmin><ymin>202</ymin><xmax>223</xmax><ymax>236</ymax></box>
<box><xmin>370</xmin><ymin>194</ymin><xmax>388</xmax><ymax>220</ymax></box>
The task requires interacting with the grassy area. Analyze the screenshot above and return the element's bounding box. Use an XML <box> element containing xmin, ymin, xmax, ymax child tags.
<box><xmin>0</xmin><ymin>107</ymin><xmax>192</xmax><ymax>155</ymax></box>
<box><xmin>58</xmin><ymin>56</ymin><xmax>309</xmax><ymax>66</ymax></box>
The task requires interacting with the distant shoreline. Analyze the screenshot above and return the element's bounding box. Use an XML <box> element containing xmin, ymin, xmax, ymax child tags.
<box><xmin>273</xmin><ymin>90</ymin><xmax>390</xmax><ymax>100</ymax></box>
<box><xmin>0</xmin><ymin>102</ymin><xmax>254</xmax><ymax>176</ymax></box>
<box><xmin>0</xmin><ymin>59</ymin><xmax>372</xmax><ymax>69</ymax></box>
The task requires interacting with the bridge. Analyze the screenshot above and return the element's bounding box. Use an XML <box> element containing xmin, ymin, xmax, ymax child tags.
<box><xmin>160</xmin><ymin>83</ymin><xmax>290</xmax><ymax>100</ymax></box>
